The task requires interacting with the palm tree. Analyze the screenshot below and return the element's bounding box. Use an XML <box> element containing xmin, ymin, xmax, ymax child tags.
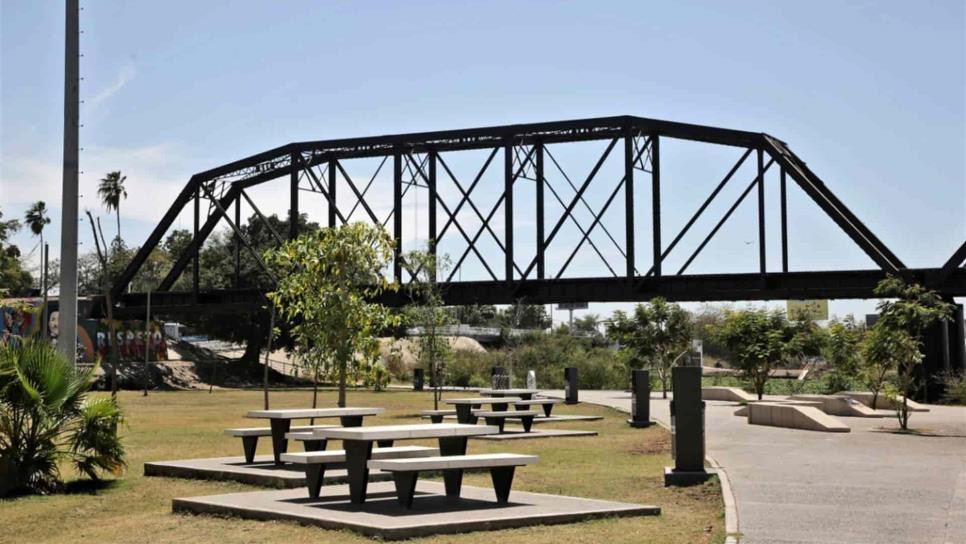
<box><xmin>0</xmin><ymin>338</ymin><xmax>126</xmax><ymax>496</ymax></box>
<box><xmin>24</xmin><ymin>201</ymin><xmax>51</xmax><ymax>287</ymax></box>
<box><xmin>98</xmin><ymin>171</ymin><xmax>127</xmax><ymax>244</ymax></box>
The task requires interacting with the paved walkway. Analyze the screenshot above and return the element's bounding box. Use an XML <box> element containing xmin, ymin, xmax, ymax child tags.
<box><xmin>546</xmin><ymin>390</ymin><xmax>966</xmax><ymax>544</ymax></box>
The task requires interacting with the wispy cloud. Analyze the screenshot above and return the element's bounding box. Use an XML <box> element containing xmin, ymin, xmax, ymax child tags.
<box><xmin>89</xmin><ymin>63</ymin><xmax>137</xmax><ymax>108</ymax></box>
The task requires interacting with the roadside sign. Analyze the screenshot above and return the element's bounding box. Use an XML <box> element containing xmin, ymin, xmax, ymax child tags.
<box><xmin>787</xmin><ymin>299</ymin><xmax>829</xmax><ymax>321</ymax></box>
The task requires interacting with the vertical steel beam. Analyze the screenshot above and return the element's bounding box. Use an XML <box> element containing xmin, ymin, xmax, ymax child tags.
<box><xmin>780</xmin><ymin>168</ymin><xmax>788</xmax><ymax>273</ymax></box>
<box><xmin>536</xmin><ymin>141</ymin><xmax>546</xmax><ymax>280</ymax></box>
<box><xmin>393</xmin><ymin>150</ymin><xmax>403</xmax><ymax>282</ymax></box>
<box><xmin>328</xmin><ymin>159</ymin><xmax>337</xmax><ymax>228</ymax></box>
<box><xmin>651</xmin><ymin>134</ymin><xmax>661</xmax><ymax>277</ymax></box>
<box><xmin>193</xmin><ymin>187</ymin><xmax>200</xmax><ymax>299</ymax></box>
<box><xmin>624</xmin><ymin>129</ymin><xmax>635</xmax><ymax>279</ymax></box>
<box><xmin>504</xmin><ymin>140</ymin><xmax>514</xmax><ymax>282</ymax></box>
<box><xmin>428</xmin><ymin>150</ymin><xmax>438</xmax><ymax>257</ymax></box>
<box><xmin>290</xmin><ymin>152</ymin><xmax>299</xmax><ymax>239</ymax></box>
<box><xmin>757</xmin><ymin>148</ymin><xmax>766</xmax><ymax>279</ymax></box>
<box><xmin>234</xmin><ymin>197</ymin><xmax>241</xmax><ymax>287</ymax></box>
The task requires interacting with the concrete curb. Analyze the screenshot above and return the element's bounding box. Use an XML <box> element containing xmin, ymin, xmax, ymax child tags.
<box><xmin>555</xmin><ymin>395</ymin><xmax>741</xmax><ymax>544</ymax></box>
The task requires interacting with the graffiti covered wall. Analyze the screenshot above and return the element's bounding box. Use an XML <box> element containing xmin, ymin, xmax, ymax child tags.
<box><xmin>1</xmin><ymin>299</ymin><xmax>168</xmax><ymax>363</ymax></box>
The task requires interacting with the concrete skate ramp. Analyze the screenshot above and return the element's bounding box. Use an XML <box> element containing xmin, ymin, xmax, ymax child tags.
<box><xmin>790</xmin><ymin>394</ymin><xmax>890</xmax><ymax>418</ymax></box>
<box><xmin>748</xmin><ymin>402</ymin><xmax>850</xmax><ymax>432</ymax></box>
<box><xmin>702</xmin><ymin>386</ymin><xmax>756</xmax><ymax>402</ymax></box>
<box><xmin>839</xmin><ymin>391</ymin><xmax>930</xmax><ymax>412</ymax></box>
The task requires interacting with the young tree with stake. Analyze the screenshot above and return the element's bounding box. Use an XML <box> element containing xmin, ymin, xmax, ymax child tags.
<box><xmin>265</xmin><ymin>223</ymin><xmax>397</xmax><ymax>408</ymax></box>
<box><xmin>608</xmin><ymin>298</ymin><xmax>693</xmax><ymax>398</ymax></box>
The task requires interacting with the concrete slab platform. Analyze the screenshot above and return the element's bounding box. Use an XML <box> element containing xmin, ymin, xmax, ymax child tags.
<box><xmin>421</xmin><ymin>414</ymin><xmax>602</xmax><ymax>424</ymax></box>
<box><xmin>173</xmin><ymin>481</ymin><xmax>659</xmax><ymax>540</ymax></box>
<box><xmin>144</xmin><ymin>455</ymin><xmax>391</xmax><ymax>488</ymax></box>
<box><xmin>472</xmin><ymin>428</ymin><xmax>598</xmax><ymax>441</ymax></box>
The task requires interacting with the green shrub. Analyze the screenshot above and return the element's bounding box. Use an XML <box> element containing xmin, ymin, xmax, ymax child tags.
<box><xmin>447</xmin><ymin>350</ymin><xmax>498</xmax><ymax>388</ymax></box>
<box><xmin>940</xmin><ymin>372</ymin><xmax>966</xmax><ymax>405</ymax></box>
<box><xmin>822</xmin><ymin>369</ymin><xmax>855</xmax><ymax>395</ymax></box>
<box><xmin>367</xmin><ymin>364</ymin><xmax>390</xmax><ymax>392</ymax></box>
<box><xmin>0</xmin><ymin>339</ymin><xmax>126</xmax><ymax>496</ymax></box>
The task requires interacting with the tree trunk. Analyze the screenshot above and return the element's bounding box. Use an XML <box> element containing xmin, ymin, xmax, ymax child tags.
<box><xmin>337</xmin><ymin>356</ymin><xmax>347</xmax><ymax>408</ymax></box>
<box><xmin>105</xmin><ymin>293</ymin><xmax>119</xmax><ymax>397</ymax></box>
<box><xmin>899</xmin><ymin>395</ymin><xmax>908</xmax><ymax>429</ymax></box>
<box><xmin>242</xmin><ymin>329</ymin><xmax>264</xmax><ymax>365</ymax></box>
<box><xmin>116</xmin><ymin>209</ymin><xmax>121</xmax><ymax>245</ymax></box>
<box><xmin>263</xmin><ymin>307</ymin><xmax>274</xmax><ymax>410</ymax></box>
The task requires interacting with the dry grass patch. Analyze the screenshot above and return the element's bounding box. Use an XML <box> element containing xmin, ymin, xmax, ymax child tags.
<box><xmin>0</xmin><ymin>388</ymin><xmax>724</xmax><ymax>544</ymax></box>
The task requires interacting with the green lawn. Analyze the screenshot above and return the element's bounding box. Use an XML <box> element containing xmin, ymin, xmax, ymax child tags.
<box><xmin>0</xmin><ymin>389</ymin><xmax>725</xmax><ymax>544</ymax></box>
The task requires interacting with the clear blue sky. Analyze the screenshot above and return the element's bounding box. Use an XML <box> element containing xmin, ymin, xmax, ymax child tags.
<box><xmin>2</xmin><ymin>1</ymin><xmax>963</xmax><ymax>320</ymax></box>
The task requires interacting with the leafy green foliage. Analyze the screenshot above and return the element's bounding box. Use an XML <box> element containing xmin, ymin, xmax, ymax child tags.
<box><xmin>265</xmin><ymin>223</ymin><xmax>398</xmax><ymax>407</ymax></box>
<box><xmin>0</xmin><ymin>208</ymin><xmax>32</xmax><ymax>295</ymax></box>
<box><xmin>712</xmin><ymin>309</ymin><xmax>802</xmax><ymax>400</ymax></box>
<box><xmin>98</xmin><ymin>171</ymin><xmax>127</xmax><ymax>242</ymax></box>
<box><xmin>401</xmin><ymin>249</ymin><xmax>453</xmax><ymax>408</ymax></box>
<box><xmin>0</xmin><ymin>339</ymin><xmax>126</xmax><ymax>496</ymax></box>
<box><xmin>939</xmin><ymin>372</ymin><xmax>966</xmax><ymax>405</ymax></box>
<box><xmin>609</xmin><ymin>298</ymin><xmax>693</xmax><ymax>397</ymax></box>
<box><xmin>869</xmin><ymin>276</ymin><xmax>953</xmax><ymax>429</ymax></box>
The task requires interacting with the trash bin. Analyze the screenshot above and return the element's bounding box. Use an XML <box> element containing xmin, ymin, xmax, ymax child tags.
<box><xmin>564</xmin><ymin>367</ymin><xmax>578</xmax><ymax>404</ymax></box>
<box><xmin>413</xmin><ymin>368</ymin><xmax>424</xmax><ymax>391</ymax></box>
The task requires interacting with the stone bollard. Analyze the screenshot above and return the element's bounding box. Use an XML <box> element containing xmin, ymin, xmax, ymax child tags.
<box><xmin>665</xmin><ymin>365</ymin><xmax>710</xmax><ymax>486</ymax></box>
<box><xmin>564</xmin><ymin>367</ymin><xmax>578</xmax><ymax>404</ymax></box>
<box><xmin>412</xmin><ymin>368</ymin><xmax>424</xmax><ymax>391</ymax></box>
<box><xmin>526</xmin><ymin>370</ymin><xmax>536</xmax><ymax>390</ymax></box>
<box><xmin>629</xmin><ymin>369</ymin><xmax>651</xmax><ymax>427</ymax></box>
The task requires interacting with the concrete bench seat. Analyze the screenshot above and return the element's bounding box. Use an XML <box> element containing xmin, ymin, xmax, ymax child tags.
<box><xmin>225</xmin><ymin>425</ymin><xmax>336</xmax><ymax>463</ymax></box>
<box><xmin>420</xmin><ymin>409</ymin><xmax>457</xmax><ymax>423</ymax></box>
<box><xmin>472</xmin><ymin>410</ymin><xmax>539</xmax><ymax>433</ymax></box>
<box><xmin>512</xmin><ymin>398</ymin><xmax>563</xmax><ymax>417</ymax></box>
<box><xmin>368</xmin><ymin>453</ymin><xmax>538</xmax><ymax>508</ymax></box>
<box><xmin>281</xmin><ymin>446</ymin><xmax>439</xmax><ymax>499</ymax></box>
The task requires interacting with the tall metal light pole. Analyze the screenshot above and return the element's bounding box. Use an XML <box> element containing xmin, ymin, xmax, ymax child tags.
<box><xmin>58</xmin><ymin>0</ymin><xmax>80</xmax><ymax>364</ymax></box>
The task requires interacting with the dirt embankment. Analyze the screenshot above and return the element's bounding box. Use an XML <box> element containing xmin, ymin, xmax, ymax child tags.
<box><xmin>92</xmin><ymin>341</ymin><xmax>307</xmax><ymax>391</ymax></box>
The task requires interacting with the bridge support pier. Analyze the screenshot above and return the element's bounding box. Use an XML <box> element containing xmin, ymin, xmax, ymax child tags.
<box><xmin>920</xmin><ymin>302</ymin><xmax>965</xmax><ymax>402</ymax></box>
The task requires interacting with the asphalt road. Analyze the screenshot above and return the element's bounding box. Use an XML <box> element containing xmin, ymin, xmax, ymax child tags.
<box><xmin>545</xmin><ymin>389</ymin><xmax>966</xmax><ymax>544</ymax></box>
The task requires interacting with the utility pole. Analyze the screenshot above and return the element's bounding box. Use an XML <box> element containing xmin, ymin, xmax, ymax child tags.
<box><xmin>58</xmin><ymin>0</ymin><xmax>80</xmax><ymax>364</ymax></box>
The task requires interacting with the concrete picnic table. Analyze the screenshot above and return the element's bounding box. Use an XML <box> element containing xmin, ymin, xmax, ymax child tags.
<box><xmin>245</xmin><ymin>407</ymin><xmax>383</xmax><ymax>464</ymax></box>
<box><xmin>478</xmin><ymin>388</ymin><xmax>540</xmax><ymax>400</ymax></box>
<box><xmin>443</xmin><ymin>397</ymin><xmax>523</xmax><ymax>424</ymax></box>
<box><xmin>314</xmin><ymin>423</ymin><xmax>499</xmax><ymax>504</ymax></box>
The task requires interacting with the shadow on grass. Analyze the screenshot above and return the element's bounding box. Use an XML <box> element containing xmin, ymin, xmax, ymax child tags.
<box><xmin>62</xmin><ymin>478</ymin><xmax>124</xmax><ymax>495</ymax></box>
<box><xmin>1</xmin><ymin>478</ymin><xmax>122</xmax><ymax>501</ymax></box>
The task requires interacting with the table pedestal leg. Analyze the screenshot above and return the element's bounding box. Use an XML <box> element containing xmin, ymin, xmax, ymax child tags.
<box><xmin>340</xmin><ymin>415</ymin><xmax>364</xmax><ymax>427</ymax></box>
<box><xmin>241</xmin><ymin>436</ymin><xmax>257</xmax><ymax>464</ymax></box>
<box><xmin>454</xmin><ymin>404</ymin><xmax>474</xmax><ymax>424</ymax></box>
<box><xmin>303</xmin><ymin>439</ymin><xmax>327</xmax><ymax>452</ymax></box>
<box><xmin>269</xmin><ymin>419</ymin><xmax>291</xmax><ymax>465</ymax></box>
<box><xmin>438</xmin><ymin>436</ymin><xmax>467</xmax><ymax>499</ymax></box>
<box><xmin>490</xmin><ymin>467</ymin><xmax>516</xmax><ymax>503</ymax></box>
<box><xmin>344</xmin><ymin>440</ymin><xmax>374</xmax><ymax>504</ymax></box>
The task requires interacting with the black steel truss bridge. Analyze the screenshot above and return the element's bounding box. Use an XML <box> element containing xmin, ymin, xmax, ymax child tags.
<box><xmin>110</xmin><ymin>115</ymin><xmax>965</xmax><ymax>377</ymax></box>
<box><xmin>112</xmin><ymin>115</ymin><xmax>966</xmax><ymax>306</ymax></box>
